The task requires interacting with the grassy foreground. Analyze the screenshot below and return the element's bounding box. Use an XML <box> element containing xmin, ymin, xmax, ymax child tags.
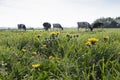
<box><xmin>0</xmin><ymin>28</ymin><xmax>120</xmax><ymax>80</ymax></box>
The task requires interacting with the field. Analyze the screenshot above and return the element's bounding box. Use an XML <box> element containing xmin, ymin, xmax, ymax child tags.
<box><xmin>0</xmin><ymin>28</ymin><xmax>120</xmax><ymax>80</ymax></box>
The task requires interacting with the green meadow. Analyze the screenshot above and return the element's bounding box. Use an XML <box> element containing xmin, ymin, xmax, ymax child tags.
<box><xmin>0</xmin><ymin>28</ymin><xmax>120</xmax><ymax>80</ymax></box>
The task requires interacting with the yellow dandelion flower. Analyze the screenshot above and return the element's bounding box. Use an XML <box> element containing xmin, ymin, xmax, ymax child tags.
<box><xmin>49</xmin><ymin>56</ymin><xmax>54</xmax><ymax>60</ymax></box>
<box><xmin>32</xmin><ymin>63</ymin><xmax>40</xmax><ymax>68</ymax></box>
<box><xmin>103</xmin><ymin>36</ymin><xmax>109</xmax><ymax>41</ymax></box>
<box><xmin>22</xmin><ymin>48</ymin><xmax>26</xmax><ymax>52</ymax></box>
<box><xmin>88</xmin><ymin>38</ymin><xmax>99</xmax><ymax>44</ymax></box>
<box><xmin>50</xmin><ymin>32</ymin><xmax>56</xmax><ymax>35</ymax></box>
<box><xmin>35</xmin><ymin>34</ymin><xmax>41</xmax><ymax>38</ymax></box>
<box><xmin>56</xmin><ymin>31</ymin><xmax>60</xmax><ymax>35</ymax></box>
<box><xmin>85</xmin><ymin>41</ymin><xmax>91</xmax><ymax>46</ymax></box>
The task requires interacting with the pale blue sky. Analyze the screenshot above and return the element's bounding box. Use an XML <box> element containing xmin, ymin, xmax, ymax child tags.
<box><xmin>0</xmin><ymin>0</ymin><xmax>120</xmax><ymax>28</ymax></box>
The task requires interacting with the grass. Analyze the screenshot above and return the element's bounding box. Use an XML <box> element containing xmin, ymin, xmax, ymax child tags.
<box><xmin>0</xmin><ymin>28</ymin><xmax>120</xmax><ymax>80</ymax></box>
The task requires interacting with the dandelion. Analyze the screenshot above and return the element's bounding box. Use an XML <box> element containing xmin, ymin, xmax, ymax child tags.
<box><xmin>56</xmin><ymin>31</ymin><xmax>60</xmax><ymax>35</ymax></box>
<box><xmin>50</xmin><ymin>32</ymin><xmax>57</xmax><ymax>35</ymax></box>
<box><xmin>88</xmin><ymin>38</ymin><xmax>99</xmax><ymax>44</ymax></box>
<box><xmin>75</xmin><ymin>34</ymin><xmax>79</xmax><ymax>37</ymax></box>
<box><xmin>66</xmin><ymin>34</ymin><xmax>70</xmax><ymax>37</ymax></box>
<box><xmin>22</xmin><ymin>48</ymin><xmax>26</xmax><ymax>52</ymax></box>
<box><xmin>66</xmin><ymin>34</ymin><xmax>72</xmax><ymax>38</ymax></box>
<box><xmin>35</xmin><ymin>34</ymin><xmax>41</xmax><ymax>38</ymax></box>
<box><xmin>85</xmin><ymin>41</ymin><xmax>91</xmax><ymax>46</ymax></box>
<box><xmin>50</xmin><ymin>31</ymin><xmax>60</xmax><ymax>35</ymax></box>
<box><xmin>49</xmin><ymin>56</ymin><xmax>54</xmax><ymax>60</ymax></box>
<box><xmin>103</xmin><ymin>36</ymin><xmax>109</xmax><ymax>41</ymax></box>
<box><xmin>32</xmin><ymin>63</ymin><xmax>40</xmax><ymax>69</ymax></box>
<box><xmin>73</xmin><ymin>34</ymin><xmax>79</xmax><ymax>38</ymax></box>
<box><xmin>50</xmin><ymin>32</ymin><xmax>60</xmax><ymax>38</ymax></box>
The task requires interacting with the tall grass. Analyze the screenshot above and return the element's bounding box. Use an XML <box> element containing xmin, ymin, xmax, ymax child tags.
<box><xmin>0</xmin><ymin>28</ymin><xmax>120</xmax><ymax>80</ymax></box>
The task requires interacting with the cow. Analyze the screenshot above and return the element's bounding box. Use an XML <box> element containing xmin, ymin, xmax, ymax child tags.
<box><xmin>53</xmin><ymin>23</ymin><xmax>63</xmax><ymax>30</ymax></box>
<box><xmin>77</xmin><ymin>22</ymin><xmax>93</xmax><ymax>31</ymax></box>
<box><xmin>43</xmin><ymin>22</ymin><xmax>51</xmax><ymax>31</ymax></box>
<box><xmin>92</xmin><ymin>22</ymin><xmax>104</xmax><ymax>31</ymax></box>
<box><xmin>18</xmin><ymin>24</ymin><xmax>26</xmax><ymax>31</ymax></box>
<box><xmin>92</xmin><ymin>22</ymin><xmax>104</xmax><ymax>28</ymax></box>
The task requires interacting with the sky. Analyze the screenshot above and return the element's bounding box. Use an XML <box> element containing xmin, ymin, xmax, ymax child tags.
<box><xmin>0</xmin><ymin>0</ymin><xmax>120</xmax><ymax>28</ymax></box>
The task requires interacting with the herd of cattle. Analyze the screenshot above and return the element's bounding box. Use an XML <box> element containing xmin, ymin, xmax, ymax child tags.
<box><xmin>17</xmin><ymin>22</ymin><xmax>104</xmax><ymax>31</ymax></box>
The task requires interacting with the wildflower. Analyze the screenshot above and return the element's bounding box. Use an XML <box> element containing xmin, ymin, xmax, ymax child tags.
<box><xmin>49</xmin><ymin>56</ymin><xmax>54</xmax><ymax>60</ymax></box>
<box><xmin>50</xmin><ymin>32</ymin><xmax>58</xmax><ymax>38</ymax></box>
<box><xmin>35</xmin><ymin>34</ymin><xmax>41</xmax><ymax>38</ymax></box>
<box><xmin>85</xmin><ymin>41</ymin><xmax>91</xmax><ymax>46</ymax></box>
<box><xmin>50</xmin><ymin>32</ymin><xmax>57</xmax><ymax>35</ymax></box>
<box><xmin>56</xmin><ymin>31</ymin><xmax>60</xmax><ymax>35</ymax></box>
<box><xmin>66</xmin><ymin>34</ymin><xmax>70</xmax><ymax>37</ymax></box>
<box><xmin>88</xmin><ymin>38</ymin><xmax>99</xmax><ymax>44</ymax></box>
<box><xmin>73</xmin><ymin>34</ymin><xmax>79</xmax><ymax>38</ymax></box>
<box><xmin>66</xmin><ymin>34</ymin><xmax>72</xmax><ymax>38</ymax></box>
<box><xmin>32</xmin><ymin>63</ymin><xmax>40</xmax><ymax>69</ymax></box>
<box><xmin>22</xmin><ymin>48</ymin><xmax>26</xmax><ymax>52</ymax></box>
<box><xmin>76</xmin><ymin>34</ymin><xmax>79</xmax><ymax>37</ymax></box>
<box><xmin>103</xmin><ymin>36</ymin><xmax>109</xmax><ymax>41</ymax></box>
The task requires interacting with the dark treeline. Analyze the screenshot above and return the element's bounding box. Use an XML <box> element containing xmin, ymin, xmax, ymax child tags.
<box><xmin>93</xmin><ymin>17</ymin><xmax>120</xmax><ymax>28</ymax></box>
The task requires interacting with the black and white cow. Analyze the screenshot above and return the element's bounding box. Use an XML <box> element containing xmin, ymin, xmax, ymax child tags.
<box><xmin>43</xmin><ymin>22</ymin><xmax>51</xmax><ymax>31</ymax></box>
<box><xmin>92</xmin><ymin>22</ymin><xmax>104</xmax><ymax>28</ymax></box>
<box><xmin>53</xmin><ymin>23</ymin><xmax>63</xmax><ymax>30</ymax></box>
<box><xmin>18</xmin><ymin>24</ymin><xmax>26</xmax><ymax>31</ymax></box>
<box><xmin>77</xmin><ymin>22</ymin><xmax>93</xmax><ymax>31</ymax></box>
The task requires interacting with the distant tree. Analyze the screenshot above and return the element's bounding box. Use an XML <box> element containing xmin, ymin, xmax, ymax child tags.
<box><xmin>93</xmin><ymin>17</ymin><xmax>120</xmax><ymax>28</ymax></box>
<box><xmin>110</xmin><ymin>20</ymin><xmax>118</xmax><ymax>27</ymax></box>
<box><xmin>115</xmin><ymin>17</ymin><xmax>120</xmax><ymax>27</ymax></box>
<box><xmin>115</xmin><ymin>17</ymin><xmax>120</xmax><ymax>20</ymax></box>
